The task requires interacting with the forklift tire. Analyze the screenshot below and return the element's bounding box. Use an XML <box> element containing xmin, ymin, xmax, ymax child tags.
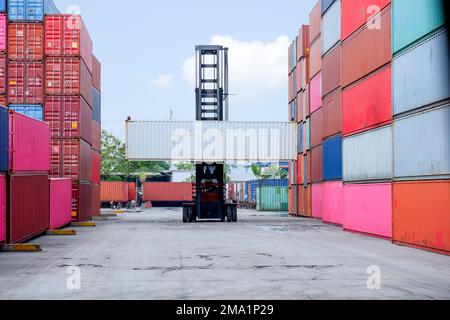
<box><xmin>232</xmin><ymin>207</ymin><xmax>238</xmax><ymax>222</ymax></box>
<box><xmin>182</xmin><ymin>207</ymin><xmax>188</xmax><ymax>223</ymax></box>
<box><xmin>227</xmin><ymin>207</ymin><xmax>233</xmax><ymax>222</ymax></box>
<box><xmin>187</xmin><ymin>208</ymin><xmax>194</xmax><ymax>223</ymax></box>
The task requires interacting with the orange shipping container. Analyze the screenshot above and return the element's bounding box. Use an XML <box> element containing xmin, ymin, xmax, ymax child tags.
<box><xmin>393</xmin><ymin>180</ymin><xmax>450</xmax><ymax>255</ymax></box>
<box><xmin>100</xmin><ymin>181</ymin><xmax>129</xmax><ymax>202</ymax></box>
<box><xmin>128</xmin><ymin>182</ymin><xmax>136</xmax><ymax>202</ymax></box>
<box><xmin>8</xmin><ymin>23</ymin><xmax>44</xmax><ymax>61</ymax></box>
<box><xmin>143</xmin><ymin>182</ymin><xmax>193</xmax><ymax>202</ymax></box>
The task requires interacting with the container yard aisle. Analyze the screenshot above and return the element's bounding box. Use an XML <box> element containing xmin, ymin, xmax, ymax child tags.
<box><xmin>0</xmin><ymin>208</ymin><xmax>449</xmax><ymax>300</ymax></box>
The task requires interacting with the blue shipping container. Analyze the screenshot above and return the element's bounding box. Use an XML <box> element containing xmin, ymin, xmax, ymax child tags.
<box><xmin>9</xmin><ymin>105</ymin><xmax>43</xmax><ymax>121</ymax></box>
<box><xmin>92</xmin><ymin>88</ymin><xmax>101</xmax><ymax>123</ymax></box>
<box><xmin>8</xmin><ymin>0</ymin><xmax>59</xmax><ymax>22</ymax></box>
<box><xmin>0</xmin><ymin>106</ymin><xmax>8</xmax><ymax>171</ymax></box>
<box><xmin>0</xmin><ymin>0</ymin><xmax>6</xmax><ymax>12</ymax></box>
<box><xmin>321</xmin><ymin>0</ymin><xmax>336</xmax><ymax>15</ymax></box>
<box><xmin>258</xmin><ymin>179</ymin><xmax>289</xmax><ymax>188</ymax></box>
<box><xmin>323</xmin><ymin>134</ymin><xmax>343</xmax><ymax>181</ymax></box>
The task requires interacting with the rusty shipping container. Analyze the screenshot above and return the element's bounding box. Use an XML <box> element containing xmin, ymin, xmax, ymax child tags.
<box><xmin>322</xmin><ymin>44</ymin><xmax>341</xmax><ymax>97</ymax></box>
<box><xmin>8</xmin><ymin>62</ymin><xmax>44</xmax><ymax>104</ymax></box>
<box><xmin>50</xmin><ymin>139</ymin><xmax>91</xmax><ymax>182</ymax></box>
<box><xmin>341</xmin><ymin>5</ymin><xmax>391</xmax><ymax>88</ymax></box>
<box><xmin>9</xmin><ymin>174</ymin><xmax>49</xmax><ymax>244</ymax></box>
<box><xmin>100</xmin><ymin>181</ymin><xmax>129</xmax><ymax>203</ymax></box>
<box><xmin>143</xmin><ymin>182</ymin><xmax>193</xmax><ymax>203</ymax></box>
<box><xmin>309</xmin><ymin>1</ymin><xmax>322</xmax><ymax>43</ymax></box>
<box><xmin>310</xmin><ymin>108</ymin><xmax>323</xmax><ymax>148</ymax></box>
<box><xmin>91</xmin><ymin>184</ymin><xmax>100</xmax><ymax>217</ymax></box>
<box><xmin>322</xmin><ymin>89</ymin><xmax>342</xmax><ymax>139</ymax></box>
<box><xmin>8</xmin><ymin>23</ymin><xmax>44</xmax><ymax>61</ymax></box>
<box><xmin>72</xmin><ymin>181</ymin><xmax>92</xmax><ymax>222</ymax></box>
<box><xmin>393</xmin><ymin>180</ymin><xmax>450</xmax><ymax>255</ymax></box>
<box><xmin>311</xmin><ymin>145</ymin><xmax>323</xmax><ymax>183</ymax></box>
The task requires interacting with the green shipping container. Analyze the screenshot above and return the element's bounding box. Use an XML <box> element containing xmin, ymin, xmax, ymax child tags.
<box><xmin>305</xmin><ymin>117</ymin><xmax>311</xmax><ymax>151</ymax></box>
<box><xmin>257</xmin><ymin>187</ymin><xmax>289</xmax><ymax>211</ymax></box>
<box><xmin>393</xmin><ymin>0</ymin><xmax>446</xmax><ymax>54</ymax></box>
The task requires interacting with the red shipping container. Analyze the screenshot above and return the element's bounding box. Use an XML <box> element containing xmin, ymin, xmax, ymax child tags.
<box><xmin>305</xmin><ymin>151</ymin><xmax>311</xmax><ymax>185</ymax></box>
<box><xmin>342</xmin><ymin>6</ymin><xmax>391</xmax><ymax>88</ymax></box>
<box><xmin>45</xmin><ymin>15</ymin><xmax>93</xmax><ymax>73</ymax></box>
<box><xmin>300</xmin><ymin>55</ymin><xmax>310</xmax><ymax>90</ymax></box>
<box><xmin>309</xmin><ymin>37</ymin><xmax>321</xmax><ymax>80</ymax></box>
<box><xmin>342</xmin><ymin>66</ymin><xmax>392</xmax><ymax>137</ymax></box>
<box><xmin>91</xmin><ymin>120</ymin><xmax>101</xmax><ymax>152</ymax></box>
<box><xmin>8</xmin><ymin>23</ymin><xmax>44</xmax><ymax>61</ymax></box>
<box><xmin>0</xmin><ymin>54</ymin><xmax>6</xmax><ymax>94</ymax></box>
<box><xmin>8</xmin><ymin>62</ymin><xmax>44</xmax><ymax>104</ymax></box>
<box><xmin>92</xmin><ymin>55</ymin><xmax>101</xmax><ymax>92</ymax></box>
<box><xmin>44</xmin><ymin>96</ymin><xmax>92</xmax><ymax>143</ymax></box>
<box><xmin>45</xmin><ymin>57</ymin><xmax>93</xmax><ymax>106</ymax></box>
<box><xmin>0</xmin><ymin>14</ymin><xmax>6</xmax><ymax>52</ymax></box>
<box><xmin>128</xmin><ymin>182</ymin><xmax>136</xmax><ymax>202</ymax></box>
<box><xmin>341</xmin><ymin>0</ymin><xmax>392</xmax><ymax>41</ymax></box>
<box><xmin>100</xmin><ymin>181</ymin><xmax>129</xmax><ymax>202</ymax></box>
<box><xmin>297</xmin><ymin>154</ymin><xmax>303</xmax><ymax>185</ymax></box>
<box><xmin>310</xmin><ymin>108</ymin><xmax>322</xmax><ymax>148</ymax></box>
<box><xmin>322</xmin><ymin>44</ymin><xmax>341</xmax><ymax>98</ymax></box>
<box><xmin>72</xmin><ymin>182</ymin><xmax>92</xmax><ymax>222</ymax></box>
<box><xmin>311</xmin><ymin>145</ymin><xmax>323</xmax><ymax>183</ymax></box>
<box><xmin>9</xmin><ymin>110</ymin><xmax>51</xmax><ymax>174</ymax></box>
<box><xmin>9</xmin><ymin>174</ymin><xmax>49</xmax><ymax>244</ymax></box>
<box><xmin>297</xmin><ymin>186</ymin><xmax>304</xmax><ymax>216</ymax></box>
<box><xmin>0</xmin><ymin>174</ymin><xmax>5</xmax><ymax>243</ymax></box>
<box><xmin>298</xmin><ymin>25</ymin><xmax>310</xmax><ymax>58</ymax></box>
<box><xmin>143</xmin><ymin>182</ymin><xmax>193</xmax><ymax>202</ymax></box>
<box><xmin>50</xmin><ymin>139</ymin><xmax>91</xmax><ymax>182</ymax></box>
<box><xmin>322</xmin><ymin>89</ymin><xmax>342</xmax><ymax>139</ymax></box>
<box><xmin>91</xmin><ymin>184</ymin><xmax>100</xmax><ymax>217</ymax></box>
<box><xmin>49</xmin><ymin>178</ymin><xmax>72</xmax><ymax>230</ymax></box>
<box><xmin>309</xmin><ymin>1</ymin><xmax>321</xmax><ymax>44</ymax></box>
<box><xmin>393</xmin><ymin>180</ymin><xmax>450</xmax><ymax>255</ymax></box>
<box><xmin>91</xmin><ymin>149</ymin><xmax>100</xmax><ymax>185</ymax></box>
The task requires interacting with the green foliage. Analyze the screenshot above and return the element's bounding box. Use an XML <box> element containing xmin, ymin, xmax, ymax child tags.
<box><xmin>176</xmin><ymin>162</ymin><xmax>195</xmax><ymax>171</ymax></box>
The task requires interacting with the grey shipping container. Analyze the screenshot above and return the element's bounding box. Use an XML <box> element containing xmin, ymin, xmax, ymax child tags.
<box><xmin>92</xmin><ymin>88</ymin><xmax>101</xmax><ymax>123</ymax></box>
<box><xmin>394</xmin><ymin>104</ymin><xmax>450</xmax><ymax>180</ymax></box>
<box><xmin>343</xmin><ymin>126</ymin><xmax>393</xmax><ymax>182</ymax></box>
<box><xmin>321</xmin><ymin>0</ymin><xmax>341</xmax><ymax>56</ymax></box>
<box><xmin>393</xmin><ymin>29</ymin><xmax>449</xmax><ymax>116</ymax></box>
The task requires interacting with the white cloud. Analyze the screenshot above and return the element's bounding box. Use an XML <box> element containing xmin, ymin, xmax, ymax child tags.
<box><xmin>150</xmin><ymin>74</ymin><xmax>174</xmax><ymax>88</ymax></box>
<box><xmin>183</xmin><ymin>35</ymin><xmax>290</xmax><ymax>101</ymax></box>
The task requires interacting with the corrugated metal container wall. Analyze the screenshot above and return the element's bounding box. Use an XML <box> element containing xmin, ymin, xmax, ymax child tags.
<box><xmin>299</xmin><ymin>85</ymin><xmax>310</xmax><ymax>121</ymax></box>
<box><xmin>44</xmin><ymin>96</ymin><xmax>92</xmax><ymax>143</ymax></box>
<box><xmin>304</xmin><ymin>117</ymin><xmax>311</xmax><ymax>152</ymax></box>
<box><xmin>298</xmin><ymin>25</ymin><xmax>310</xmax><ymax>58</ymax></box>
<box><xmin>91</xmin><ymin>149</ymin><xmax>100</xmax><ymax>185</ymax></box>
<box><xmin>8</xmin><ymin>62</ymin><xmax>44</xmax><ymax>104</ymax></box>
<box><xmin>392</xmin><ymin>0</ymin><xmax>446</xmax><ymax>54</ymax></box>
<box><xmin>297</xmin><ymin>154</ymin><xmax>303</xmax><ymax>185</ymax></box>
<box><xmin>322</xmin><ymin>181</ymin><xmax>343</xmax><ymax>226</ymax></box>
<box><xmin>50</xmin><ymin>139</ymin><xmax>91</xmax><ymax>181</ymax></box>
<box><xmin>0</xmin><ymin>1</ymin><xmax>5</xmax><ymax>13</ymax></box>
<box><xmin>8</xmin><ymin>0</ymin><xmax>59</xmax><ymax>22</ymax></box>
<box><xmin>343</xmin><ymin>126</ymin><xmax>393</xmax><ymax>182</ymax></box>
<box><xmin>322</xmin><ymin>44</ymin><xmax>340</xmax><ymax>97</ymax></box>
<box><xmin>309</xmin><ymin>38</ymin><xmax>321</xmax><ymax>79</ymax></box>
<box><xmin>309</xmin><ymin>1</ymin><xmax>322</xmax><ymax>43</ymax></box>
<box><xmin>295</xmin><ymin>62</ymin><xmax>301</xmax><ymax>94</ymax></box>
<box><xmin>310</xmin><ymin>72</ymin><xmax>322</xmax><ymax>113</ymax></box>
<box><xmin>91</xmin><ymin>120</ymin><xmax>101</xmax><ymax>151</ymax></box>
<box><xmin>143</xmin><ymin>182</ymin><xmax>193</xmax><ymax>202</ymax></box>
<box><xmin>311</xmin><ymin>145</ymin><xmax>323</xmax><ymax>183</ymax></box>
<box><xmin>393</xmin><ymin>180</ymin><xmax>450</xmax><ymax>254</ymax></box>
<box><xmin>0</xmin><ymin>174</ymin><xmax>5</xmax><ymax>243</ymax></box>
<box><xmin>49</xmin><ymin>178</ymin><xmax>71</xmax><ymax>230</ymax></box>
<box><xmin>311</xmin><ymin>183</ymin><xmax>322</xmax><ymax>219</ymax></box>
<box><xmin>72</xmin><ymin>182</ymin><xmax>92</xmax><ymax>222</ymax></box>
<box><xmin>257</xmin><ymin>187</ymin><xmax>288</xmax><ymax>211</ymax></box>
<box><xmin>322</xmin><ymin>89</ymin><xmax>341</xmax><ymax>139</ymax></box>
<box><xmin>341</xmin><ymin>6</ymin><xmax>391</xmax><ymax>88</ymax></box>
<box><xmin>128</xmin><ymin>182</ymin><xmax>136</xmax><ymax>202</ymax></box>
<box><xmin>288</xmin><ymin>186</ymin><xmax>293</xmax><ymax>215</ymax></box>
<box><xmin>342</xmin><ymin>66</ymin><xmax>392</xmax><ymax>137</ymax></box>
<box><xmin>8</xmin><ymin>23</ymin><xmax>43</xmax><ymax>60</ymax></box>
<box><xmin>310</xmin><ymin>108</ymin><xmax>322</xmax><ymax>148</ymax></box>
<box><xmin>321</xmin><ymin>0</ymin><xmax>336</xmax><ymax>15</ymax></box>
<box><xmin>300</xmin><ymin>55</ymin><xmax>310</xmax><ymax>90</ymax></box>
<box><xmin>9</xmin><ymin>174</ymin><xmax>49</xmax><ymax>243</ymax></box>
<box><xmin>9</xmin><ymin>111</ymin><xmax>51</xmax><ymax>173</ymax></box>
<box><xmin>341</xmin><ymin>0</ymin><xmax>391</xmax><ymax>41</ymax></box>
<box><xmin>0</xmin><ymin>54</ymin><xmax>6</xmax><ymax>94</ymax></box>
<box><xmin>393</xmin><ymin>30</ymin><xmax>449</xmax><ymax>116</ymax></box>
<box><xmin>91</xmin><ymin>184</ymin><xmax>100</xmax><ymax>217</ymax></box>
<box><xmin>321</xmin><ymin>0</ymin><xmax>340</xmax><ymax>55</ymax></box>
<box><xmin>297</xmin><ymin>186</ymin><xmax>304</xmax><ymax>215</ymax></box>
<box><xmin>100</xmin><ymin>181</ymin><xmax>128</xmax><ymax>202</ymax></box>
<box><xmin>0</xmin><ymin>95</ymin><xmax>6</xmax><ymax>106</ymax></box>
<box><xmin>0</xmin><ymin>15</ymin><xmax>7</xmax><ymax>51</ymax></box>
<box><xmin>0</xmin><ymin>106</ymin><xmax>7</xmax><ymax>171</ymax></box>
<box><xmin>394</xmin><ymin>104</ymin><xmax>450</xmax><ymax>180</ymax></box>
<box><xmin>9</xmin><ymin>105</ymin><xmax>43</xmax><ymax>121</ymax></box>
<box><xmin>92</xmin><ymin>55</ymin><xmax>101</xmax><ymax>92</ymax></box>
<box><xmin>298</xmin><ymin>186</ymin><xmax>312</xmax><ymax>217</ymax></box>
<box><xmin>323</xmin><ymin>134</ymin><xmax>342</xmax><ymax>181</ymax></box>
<box><xmin>344</xmin><ymin>183</ymin><xmax>392</xmax><ymax>239</ymax></box>
<box><xmin>259</xmin><ymin>179</ymin><xmax>289</xmax><ymax>187</ymax></box>
<box><xmin>304</xmin><ymin>151</ymin><xmax>311</xmax><ymax>186</ymax></box>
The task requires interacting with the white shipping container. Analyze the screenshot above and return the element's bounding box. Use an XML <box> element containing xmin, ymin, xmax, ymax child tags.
<box><xmin>321</xmin><ymin>0</ymin><xmax>341</xmax><ymax>55</ymax></box>
<box><xmin>343</xmin><ymin>126</ymin><xmax>393</xmax><ymax>182</ymax></box>
<box><xmin>126</xmin><ymin>121</ymin><xmax>297</xmax><ymax>162</ymax></box>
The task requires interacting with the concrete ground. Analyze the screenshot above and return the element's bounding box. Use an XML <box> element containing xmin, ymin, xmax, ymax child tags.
<box><xmin>0</xmin><ymin>207</ymin><xmax>449</xmax><ymax>300</ymax></box>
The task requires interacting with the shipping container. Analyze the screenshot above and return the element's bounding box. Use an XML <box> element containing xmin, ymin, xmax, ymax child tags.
<box><xmin>295</xmin><ymin>62</ymin><xmax>301</xmax><ymax>94</ymax></box>
<box><xmin>322</xmin><ymin>181</ymin><xmax>343</xmax><ymax>226</ymax></box>
<box><xmin>0</xmin><ymin>95</ymin><xmax>6</xmax><ymax>106</ymax></box>
<box><xmin>322</xmin><ymin>44</ymin><xmax>340</xmax><ymax>97</ymax></box>
<box><xmin>322</xmin><ymin>89</ymin><xmax>341</xmax><ymax>139</ymax></box>
<box><xmin>309</xmin><ymin>1</ymin><xmax>322</xmax><ymax>43</ymax></box>
<box><xmin>0</xmin><ymin>14</ymin><xmax>6</xmax><ymax>52</ymax></box>
<box><xmin>299</xmin><ymin>85</ymin><xmax>310</xmax><ymax>121</ymax></box>
<box><xmin>393</xmin><ymin>30</ymin><xmax>449</xmax><ymax>116</ymax></box>
<box><xmin>9</xmin><ymin>104</ymin><xmax>43</xmax><ymax>121</ymax></box>
<box><xmin>92</xmin><ymin>55</ymin><xmax>101</xmax><ymax>92</ymax></box>
<box><xmin>297</xmin><ymin>185</ymin><xmax>305</xmax><ymax>216</ymax></box>
<box><xmin>341</xmin><ymin>5</ymin><xmax>391</xmax><ymax>88</ymax></box>
<box><xmin>91</xmin><ymin>149</ymin><xmax>100</xmax><ymax>184</ymax></box>
<box><xmin>45</xmin><ymin>15</ymin><xmax>93</xmax><ymax>73</ymax></box>
<box><xmin>44</xmin><ymin>96</ymin><xmax>92</xmax><ymax>143</ymax></box>
<box><xmin>9</xmin><ymin>174</ymin><xmax>49</xmax><ymax>243</ymax></box>
<box><xmin>394</xmin><ymin>104</ymin><xmax>450</xmax><ymax>180</ymax></box>
<box><xmin>309</xmin><ymin>37</ymin><xmax>321</xmax><ymax>79</ymax></box>
<box><xmin>91</xmin><ymin>184</ymin><xmax>100</xmax><ymax>217</ymax></box>
<box><xmin>49</xmin><ymin>178</ymin><xmax>71</xmax><ymax>230</ymax></box>
<box><xmin>311</xmin><ymin>183</ymin><xmax>322</xmax><ymax>219</ymax></box>
<box><xmin>8</xmin><ymin>0</ymin><xmax>59</xmax><ymax>22</ymax></box>
<box><xmin>310</xmin><ymin>108</ymin><xmax>322</xmax><ymax>148</ymax></box>
<box><xmin>0</xmin><ymin>53</ymin><xmax>6</xmax><ymax>94</ymax></box>
<box><xmin>8</xmin><ymin>61</ymin><xmax>44</xmax><ymax>104</ymax></box>
<box><xmin>0</xmin><ymin>1</ymin><xmax>5</xmax><ymax>13</ymax></box>
<box><xmin>298</xmin><ymin>185</ymin><xmax>312</xmax><ymax>217</ymax></box>
<box><xmin>297</xmin><ymin>154</ymin><xmax>303</xmax><ymax>185</ymax></box>
<box><xmin>310</xmin><ymin>72</ymin><xmax>322</xmax><ymax>113</ymax></box>
<box><xmin>311</xmin><ymin>145</ymin><xmax>323</xmax><ymax>183</ymax></box>
<box><xmin>0</xmin><ymin>105</ymin><xmax>6</xmax><ymax>171</ymax></box>
<box><xmin>392</xmin><ymin>0</ymin><xmax>446</xmax><ymax>54</ymax></box>
<box><xmin>341</xmin><ymin>0</ymin><xmax>391</xmax><ymax>41</ymax></box>
<box><xmin>393</xmin><ymin>180</ymin><xmax>450</xmax><ymax>254</ymax></box>
<box><xmin>304</xmin><ymin>151</ymin><xmax>311</xmax><ymax>186</ymax></box>
<box><xmin>323</xmin><ymin>134</ymin><xmax>342</xmax><ymax>181</ymax></box>
<box><xmin>9</xmin><ymin>110</ymin><xmax>50</xmax><ymax>173</ymax></box>
<box><xmin>297</xmin><ymin>25</ymin><xmax>310</xmax><ymax>59</ymax></box>
<box><xmin>300</xmin><ymin>56</ymin><xmax>310</xmax><ymax>90</ymax></box>
<box><xmin>304</xmin><ymin>117</ymin><xmax>311</xmax><ymax>152</ymax></box>
<box><xmin>45</xmin><ymin>57</ymin><xmax>93</xmax><ymax>106</ymax></box>
<box><xmin>321</xmin><ymin>0</ymin><xmax>341</xmax><ymax>55</ymax></box>
<box><xmin>72</xmin><ymin>181</ymin><xmax>92</xmax><ymax>222</ymax></box>
<box><xmin>143</xmin><ymin>182</ymin><xmax>193</xmax><ymax>203</ymax></box>
<box><xmin>128</xmin><ymin>182</ymin><xmax>136</xmax><ymax>202</ymax></box>
<box><xmin>0</xmin><ymin>173</ymin><xmax>5</xmax><ymax>243</ymax></box>
<box><xmin>100</xmin><ymin>181</ymin><xmax>129</xmax><ymax>203</ymax></box>
<box><xmin>288</xmin><ymin>185</ymin><xmax>295</xmax><ymax>215</ymax></box>
<box><xmin>256</xmin><ymin>186</ymin><xmax>288</xmax><ymax>211</ymax></box>
<box><xmin>289</xmin><ymin>160</ymin><xmax>296</xmax><ymax>186</ymax></box>
<box><xmin>343</xmin><ymin>183</ymin><xmax>392</xmax><ymax>239</ymax></box>
<box><xmin>91</xmin><ymin>120</ymin><xmax>101</xmax><ymax>151</ymax></box>
<box><xmin>342</xmin><ymin>66</ymin><xmax>392</xmax><ymax>137</ymax></box>
<box><xmin>343</xmin><ymin>126</ymin><xmax>392</xmax><ymax>182</ymax></box>
<box><xmin>321</xmin><ymin>0</ymin><xmax>336</xmax><ymax>15</ymax></box>
<box><xmin>8</xmin><ymin>23</ymin><xmax>44</xmax><ymax>60</ymax></box>
<box><xmin>258</xmin><ymin>179</ymin><xmax>289</xmax><ymax>187</ymax></box>
<box><xmin>50</xmin><ymin>138</ymin><xmax>91</xmax><ymax>181</ymax></box>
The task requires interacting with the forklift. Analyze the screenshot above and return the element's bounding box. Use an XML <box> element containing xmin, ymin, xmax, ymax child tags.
<box><xmin>182</xmin><ymin>45</ymin><xmax>238</xmax><ymax>223</ymax></box>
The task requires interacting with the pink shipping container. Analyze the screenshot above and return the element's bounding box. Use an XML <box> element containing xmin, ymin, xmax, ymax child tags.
<box><xmin>0</xmin><ymin>14</ymin><xmax>6</xmax><ymax>52</ymax></box>
<box><xmin>343</xmin><ymin>183</ymin><xmax>392</xmax><ymax>239</ymax></box>
<box><xmin>311</xmin><ymin>183</ymin><xmax>323</xmax><ymax>219</ymax></box>
<box><xmin>49</xmin><ymin>178</ymin><xmax>72</xmax><ymax>230</ymax></box>
<box><xmin>322</xmin><ymin>181</ymin><xmax>344</xmax><ymax>226</ymax></box>
<box><xmin>9</xmin><ymin>110</ymin><xmax>51</xmax><ymax>174</ymax></box>
<box><xmin>0</xmin><ymin>174</ymin><xmax>5</xmax><ymax>243</ymax></box>
<box><xmin>310</xmin><ymin>72</ymin><xmax>322</xmax><ymax>113</ymax></box>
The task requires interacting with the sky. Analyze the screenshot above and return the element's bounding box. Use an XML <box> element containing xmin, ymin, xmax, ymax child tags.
<box><xmin>54</xmin><ymin>0</ymin><xmax>317</xmax><ymax>140</ymax></box>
